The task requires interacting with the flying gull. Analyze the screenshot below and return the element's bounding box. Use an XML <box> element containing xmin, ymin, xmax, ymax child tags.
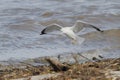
<box><xmin>40</xmin><ymin>20</ymin><xmax>103</xmax><ymax>44</ymax></box>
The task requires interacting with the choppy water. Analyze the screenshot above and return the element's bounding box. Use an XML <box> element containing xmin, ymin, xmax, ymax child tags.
<box><xmin>0</xmin><ymin>0</ymin><xmax>120</xmax><ymax>61</ymax></box>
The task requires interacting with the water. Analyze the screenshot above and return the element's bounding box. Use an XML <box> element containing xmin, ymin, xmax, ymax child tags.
<box><xmin>0</xmin><ymin>0</ymin><xmax>120</xmax><ymax>61</ymax></box>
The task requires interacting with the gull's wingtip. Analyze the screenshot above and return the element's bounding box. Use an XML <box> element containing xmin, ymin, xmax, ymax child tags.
<box><xmin>97</xmin><ymin>28</ymin><xmax>104</xmax><ymax>33</ymax></box>
<box><xmin>40</xmin><ymin>28</ymin><xmax>46</xmax><ymax>35</ymax></box>
<box><xmin>90</xmin><ymin>25</ymin><xmax>104</xmax><ymax>33</ymax></box>
<box><xmin>40</xmin><ymin>33</ymin><xmax>44</xmax><ymax>35</ymax></box>
<box><xmin>40</xmin><ymin>32</ymin><xmax>46</xmax><ymax>35</ymax></box>
<box><xmin>100</xmin><ymin>30</ymin><xmax>104</xmax><ymax>33</ymax></box>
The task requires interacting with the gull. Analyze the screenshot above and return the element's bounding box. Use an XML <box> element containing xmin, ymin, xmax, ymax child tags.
<box><xmin>40</xmin><ymin>20</ymin><xmax>103</xmax><ymax>44</ymax></box>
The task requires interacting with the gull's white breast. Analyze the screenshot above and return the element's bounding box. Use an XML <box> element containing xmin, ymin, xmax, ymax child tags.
<box><xmin>61</xmin><ymin>27</ymin><xmax>77</xmax><ymax>40</ymax></box>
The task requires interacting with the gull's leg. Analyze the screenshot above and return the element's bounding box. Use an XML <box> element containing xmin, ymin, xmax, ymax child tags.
<box><xmin>71</xmin><ymin>39</ymin><xmax>78</xmax><ymax>45</ymax></box>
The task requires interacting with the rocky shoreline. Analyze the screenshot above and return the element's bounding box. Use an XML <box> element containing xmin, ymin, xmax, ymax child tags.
<box><xmin>0</xmin><ymin>53</ymin><xmax>120</xmax><ymax>80</ymax></box>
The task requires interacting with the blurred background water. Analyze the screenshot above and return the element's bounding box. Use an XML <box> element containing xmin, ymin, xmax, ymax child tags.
<box><xmin>0</xmin><ymin>0</ymin><xmax>120</xmax><ymax>61</ymax></box>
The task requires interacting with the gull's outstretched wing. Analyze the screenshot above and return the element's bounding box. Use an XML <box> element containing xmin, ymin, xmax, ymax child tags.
<box><xmin>40</xmin><ymin>24</ymin><xmax>62</xmax><ymax>35</ymax></box>
<box><xmin>72</xmin><ymin>20</ymin><xmax>103</xmax><ymax>33</ymax></box>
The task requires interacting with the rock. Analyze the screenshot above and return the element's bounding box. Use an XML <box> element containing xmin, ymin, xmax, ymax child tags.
<box><xmin>105</xmin><ymin>70</ymin><xmax>120</xmax><ymax>80</ymax></box>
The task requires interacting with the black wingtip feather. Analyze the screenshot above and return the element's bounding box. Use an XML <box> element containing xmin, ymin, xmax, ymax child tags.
<box><xmin>40</xmin><ymin>29</ymin><xmax>46</xmax><ymax>35</ymax></box>
<box><xmin>91</xmin><ymin>25</ymin><xmax>104</xmax><ymax>32</ymax></box>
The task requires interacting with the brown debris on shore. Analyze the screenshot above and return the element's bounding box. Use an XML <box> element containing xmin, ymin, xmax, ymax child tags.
<box><xmin>0</xmin><ymin>58</ymin><xmax>120</xmax><ymax>80</ymax></box>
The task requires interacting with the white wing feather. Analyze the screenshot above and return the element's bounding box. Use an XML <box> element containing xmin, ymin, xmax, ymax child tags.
<box><xmin>41</xmin><ymin>24</ymin><xmax>62</xmax><ymax>34</ymax></box>
<box><xmin>72</xmin><ymin>20</ymin><xmax>103</xmax><ymax>33</ymax></box>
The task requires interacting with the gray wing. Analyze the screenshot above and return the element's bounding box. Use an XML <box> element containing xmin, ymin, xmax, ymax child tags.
<box><xmin>72</xmin><ymin>20</ymin><xmax>103</xmax><ymax>33</ymax></box>
<box><xmin>40</xmin><ymin>24</ymin><xmax>62</xmax><ymax>35</ymax></box>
